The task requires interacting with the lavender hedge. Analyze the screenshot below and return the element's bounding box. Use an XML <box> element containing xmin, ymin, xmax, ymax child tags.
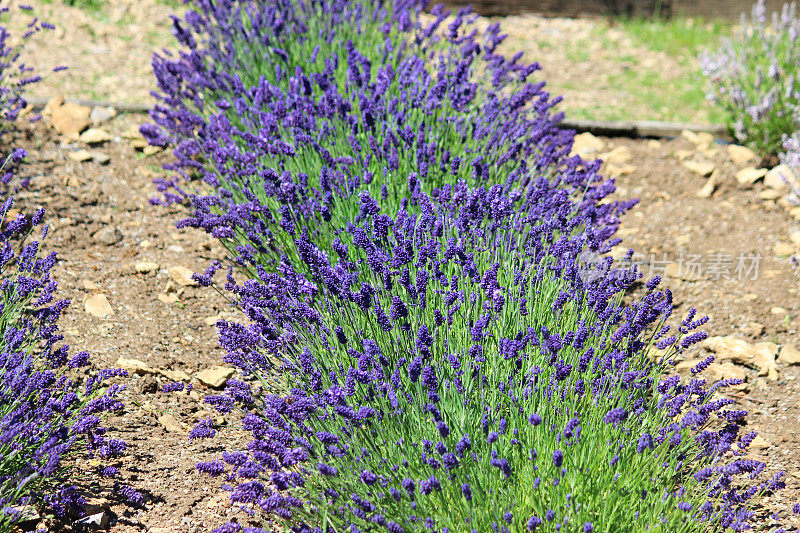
<box><xmin>147</xmin><ymin>1</ymin><xmax>784</xmax><ymax>530</ymax></box>
<box><xmin>0</xmin><ymin>12</ymin><xmax>126</xmax><ymax>531</ymax></box>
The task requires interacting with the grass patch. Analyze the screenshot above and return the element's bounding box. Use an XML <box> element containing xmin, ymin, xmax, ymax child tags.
<box><xmin>614</xmin><ymin>16</ymin><xmax>731</xmax><ymax>58</ymax></box>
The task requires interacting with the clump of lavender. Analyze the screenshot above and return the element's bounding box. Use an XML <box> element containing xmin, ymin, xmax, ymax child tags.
<box><xmin>700</xmin><ymin>0</ymin><xmax>800</xmax><ymax>157</ymax></box>
<box><xmin>145</xmin><ymin>0</ymin><xmax>784</xmax><ymax>529</ymax></box>
<box><xmin>0</xmin><ymin>194</ymin><xmax>126</xmax><ymax>531</ymax></box>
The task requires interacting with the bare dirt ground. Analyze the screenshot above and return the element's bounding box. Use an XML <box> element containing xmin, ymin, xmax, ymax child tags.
<box><xmin>3</xmin><ymin>0</ymin><xmax>799</xmax><ymax>531</ymax></box>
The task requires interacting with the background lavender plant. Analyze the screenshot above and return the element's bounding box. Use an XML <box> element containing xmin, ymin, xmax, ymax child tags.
<box><xmin>700</xmin><ymin>0</ymin><xmax>800</xmax><ymax>158</ymax></box>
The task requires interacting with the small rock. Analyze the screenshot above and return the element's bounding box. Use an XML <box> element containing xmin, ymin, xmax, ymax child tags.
<box><xmin>90</xmin><ymin>106</ymin><xmax>117</xmax><ymax>125</ymax></box>
<box><xmin>605</xmin><ymin>163</ymin><xmax>636</xmax><ymax>176</ymax></box>
<box><xmin>196</xmin><ymin>366</ymin><xmax>236</xmax><ymax>388</ymax></box>
<box><xmin>135</xmin><ymin>261</ymin><xmax>159</xmax><ymax>273</ymax></box>
<box><xmin>79</xmin><ymin>128</ymin><xmax>112</xmax><ymax>144</ymax></box>
<box><xmin>779</xmin><ymin>344</ymin><xmax>800</xmax><ymax>365</ymax></box>
<box><xmin>735</xmin><ymin>166</ymin><xmax>767</xmax><ymax>185</ymax></box>
<box><xmin>764</xmin><ymin>164</ymin><xmax>795</xmax><ymax>190</ymax></box>
<box><xmin>680</xmin><ymin>130</ymin><xmax>699</xmax><ymax>144</ymax></box>
<box><xmin>89</xmin><ymin>151</ymin><xmax>111</xmax><ymax>165</ymax></box>
<box><xmin>570</xmin><ymin>132</ymin><xmax>605</xmax><ymax>159</ymax></box>
<box><xmin>158</xmin><ymin>293</ymin><xmax>179</xmax><ymax>304</ymax></box>
<box><xmin>741</xmin><ymin>322</ymin><xmax>765</xmax><ymax>337</ymax></box>
<box><xmin>696</xmin><ymin>170</ymin><xmax>720</xmax><ymax>198</ymax></box>
<box><xmin>130</xmin><ymin>138</ymin><xmax>148</xmax><ymax>150</ymax></box>
<box><xmin>758</xmin><ymin>189</ymin><xmax>782</xmax><ymax>200</ymax></box>
<box><xmin>599</xmin><ymin>145</ymin><xmax>632</xmax><ymax>165</ymax></box>
<box><xmin>116</xmin><ymin>357</ymin><xmax>157</xmax><ymax>375</ymax></box>
<box><xmin>744</xmin><ymin>293</ymin><xmax>759</xmax><ymax>301</ymax></box>
<box><xmin>93</xmin><ymin>226</ymin><xmax>122</xmax><ymax>246</ymax></box>
<box><xmin>75</xmin><ymin>511</ymin><xmax>109</xmax><ymax>529</ymax></box>
<box><xmin>203</xmin><ymin>315</ymin><xmax>222</xmax><ymax>326</ymax></box>
<box><xmin>158</xmin><ymin>413</ymin><xmax>185</xmax><ymax>433</ymax></box>
<box><xmin>694</xmin><ymin>132</ymin><xmax>714</xmax><ymax>148</ymax></box>
<box><xmin>773</xmin><ymin>242</ymin><xmax>795</xmax><ymax>257</ymax></box>
<box><xmin>647</xmin><ymin>139</ymin><xmax>662</xmax><ymax>149</ymax></box>
<box><xmin>789</xmin><ymin>230</ymin><xmax>800</xmax><ymax>246</ymax></box>
<box><xmin>770</xmin><ymin>306</ymin><xmax>788</xmax><ymax>315</ymax></box>
<box><xmin>68</xmin><ymin>149</ymin><xmax>93</xmax><ymax>162</ymax></box>
<box><xmin>750</xmin><ymin>435</ymin><xmax>769</xmax><ymax>450</ymax></box>
<box><xmin>51</xmin><ymin>101</ymin><xmax>91</xmax><ymax>135</ymax></box>
<box><xmin>727</xmin><ymin>144</ymin><xmax>757</xmax><ymax>166</ymax></box>
<box><xmin>674</xmin><ymin>149</ymin><xmax>694</xmax><ymax>161</ymax></box>
<box><xmin>791</xmin><ymin>207</ymin><xmax>800</xmax><ymax>221</ymax></box>
<box><xmin>158</xmin><ymin>368</ymin><xmax>192</xmax><ymax>382</ymax></box>
<box><xmin>682</xmin><ymin>160</ymin><xmax>715</xmax><ymax>177</ymax></box>
<box><xmin>85</xmin><ymin>294</ymin><xmax>114</xmax><ymax>317</ymax></box>
<box><xmin>143</xmin><ymin>145</ymin><xmax>162</xmax><ymax>156</ymax></box>
<box><xmin>703</xmin><ymin>336</ymin><xmax>778</xmax><ymax>377</ymax></box>
<box><xmin>121</xmin><ymin>125</ymin><xmax>144</xmax><ymax>140</ymax></box>
<box><xmin>139</xmin><ymin>240</ymin><xmax>152</xmax><ymax>249</ymax></box>
<box><xmin>82</xmin><ymin>279</ymin><xmax>101</xmax><ymax>291</ymax></box>
<box><xmin>168</xmin><ymin>266</ymin><xmax>197</xmax><ymax>286</ymax></box>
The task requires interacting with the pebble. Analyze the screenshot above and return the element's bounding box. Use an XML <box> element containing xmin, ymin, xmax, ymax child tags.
<box><xmin>121</xmin><ymin>125</ymin><xmax>143</xmax><ymax>140</ymax></box>
<box><xmin>51</xmin><ymin>100</ymin><xmax>91</xmax><ymax>135</ymax></box>
<box><xmin>68</xmin><ymin>149</ymin><xmax>93</xmax><ymax>162</ymax></box>
<box><xmin>789</xmin><ymin>230</ymin><xmax>800</xmax><ymax>247</ymax></box>
<box><xmin>196</xmin><ymin>366</ymin><xmax>236</xmax><ymax>388</ymax></box>
<box><xmin>741</xmin><ymin>322</ymin><xmax>765</xmax><ymax>337</ymax></box>
<box><xmin>727</xmin><ymin>144</ymin><xmax>757</xmax><ymax>166</ymax></box>
<box><xmin>158</xmin><ymin>293</ymin><xmax>179</xmax><ymax>304</ymax></box>
<box><xmin>168</xmin><ymin>266</ymin><xmax>197</xmax><ymax>286</ymax></box>
<box><xmin>90</xmin><ymin>106</ymin><xmax>117</xmax><ymax>125</ymax></box>
<box><xmin>773</xmin><ymin>242</ymin><xmax>795</xmax><ymax>257</ymax></box>
<box><xmin>82</xmin><ymin>279</ymin><xmax>101</xmax><ymax>291</ymax></box>
<box><xmin>135</xmin><ymin>261</ymin><xmax>159</xmax><ymax>274</ymax></box>
<box><xmin>764</xmin><ymin>164</ymin><xmax>794</xmax><ymax>190</ymax></box>
<box><xmin>599</xmin><ymin>145</ymin><xmax>632</xmax><ymax>165</ymax></box>
<box><xmin>682</xmin><ymin>160</ymin><xmax>715</xmax><ymax>177</ymax></box>
<box><xmin>695</xmin><ymin>170</ymin><xmax>719</xmax><ymax>198</ymax></box>
<box><xmin>570</xmin><ymin>132</ymin><xmax>605</xmax><ymax>159</ymax></box>
<box><xmin>89</xmin><ymin>151</ymin><xmax>111</xmax><ymax>165</ymax></box>
<box><xmin>158</xmin><ymin>413</ymin><xmax>185</xmax><ymax>433</ymax></box>
<box><xmin>143</xmin><ymin>145</ymin><xmax>162</xmax><ymax>156</ymax></box>
<box><xmin>703</xmin><ymin>336</ymin><xmax>778</xmax><ymax>378</ymax></box>
<box><xmin>758</xmin><ymin>189</ymin><xmax>782</xmax><ymax>201</ymax></box>
<box><xmin>778</xmin><ymin>344</ymin><xmax>800</xmax><ymax>365</ymax></box>
<box><xmin>770</xmin><ymin>306</ymin><xmax>788</xmax><ymax>315</ymax></box>
<box><xmin>116</xmin><ymin>357</ymin><xmax>157</xmax><ymax>375</ymax></box>
<box><xmin>75</xmin><ymin>512</ymin><xmax>109</xmax><ymax>529</ymax></box>
<box><xmin>750</xmin><ymin>435</ymin><xmax>770</xmax><ymax>450</ymax></box>
<box><xmin>734</xmin><ymin>166</ymin><xmax>767</xmax><ymax>185</ymax></box>
<box><xmin>79</xmin><ymin>128</ymin><xmax>112</xmax><ymax>144</ymax></box>
<box><xmin>84</xmin><ymin>294</ymin><xmax>114</xmax><ymax>317</ymax></box>
<box><xmin>93</xmin><ymin>226</ymin><xmax>122</xmax><ymax>245</ymax></box>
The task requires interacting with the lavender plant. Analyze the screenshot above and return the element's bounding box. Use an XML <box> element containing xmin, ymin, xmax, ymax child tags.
<box><xmin>700</xmin><ymin>0</ymin><xmax>800</xmax><ymax>158</ymax></box>
<box><xmin>0</xmin><ymin>192</ymin><xmax>126</xmax><ymax>531</ymax></box>
<box><xmin>145</xmin><ymin>0</ymin><xmax>784</xmax><ymax>530</ymax></box>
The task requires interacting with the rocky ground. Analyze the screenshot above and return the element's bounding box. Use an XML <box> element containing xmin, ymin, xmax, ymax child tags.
<box><xmin>2</xmin><ymin>0</ymin><xmax>800</xmax><ymax>531</ymax></box>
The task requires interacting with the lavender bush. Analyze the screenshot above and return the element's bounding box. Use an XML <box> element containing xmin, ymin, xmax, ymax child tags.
<box><xmin>0</xmin><ymin>191</ymin><xmax>127</xmax><ymax>531</ymax></box>
<box><xmin>700</xmin><ymin>0</ymin><xmax>800</xmax><ymax>158</ymax></box>
<box><xmin>145</xmin><ymin>0</ymin><xmax>785</xmax><ymax>530</ymax></box>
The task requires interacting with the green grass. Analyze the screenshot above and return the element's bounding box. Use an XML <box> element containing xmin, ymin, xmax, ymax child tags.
<box><xmin>614</xmin><ymin>16</ymin><xmax>731</xmax><ymax>58</ymax></box>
